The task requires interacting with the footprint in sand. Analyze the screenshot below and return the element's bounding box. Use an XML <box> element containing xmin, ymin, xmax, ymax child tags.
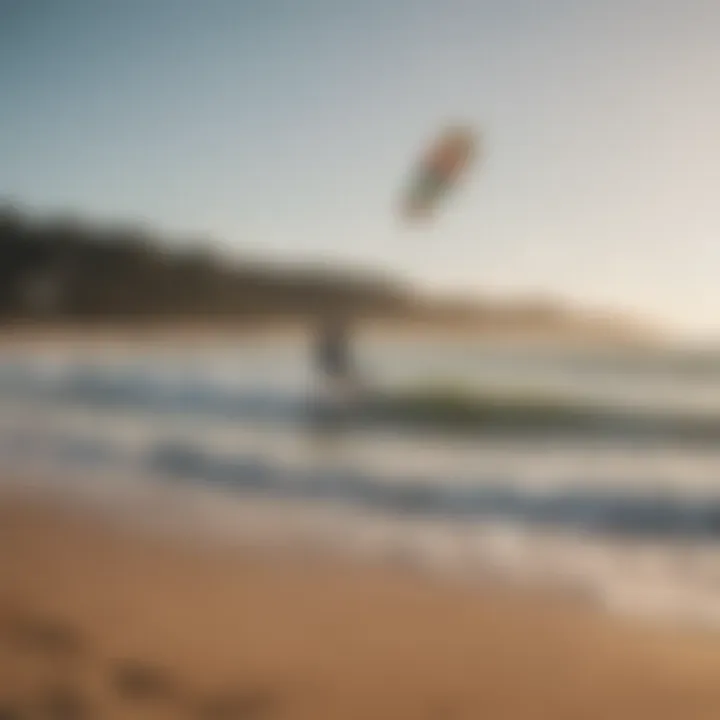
<box><xmin>33</xmin><ymin>685</ymin><xmax>92</xmax><ymax>720</ymax></box>
<box><xmin>191</xmin><ymin>688</ymin><xmax>279</xmax><ymax>720</ymax></box>
<box><xmin>0</xmin><ymin>703</ymin><xmax>23</xmax><ymax>720</ymax></box>
<box><xmin>428</xmin><ymin>700</ymin><xmax>460</xmax><ymax>720</ymax></box>
<box><xmin>108</xmin><ymin>659</ymin><xmax>179</xmax><ymax>702</ymax></box>
<box><xmin>1</xmin><ymin>614</ymin><xmax>86</xmax><ymax>661</ymax></box>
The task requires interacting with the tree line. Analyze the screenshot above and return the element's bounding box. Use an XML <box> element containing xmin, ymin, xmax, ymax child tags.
<box><xmin>0</xmin><ymin>203</ymin><xmax>649</xmax><ymax>342</ymax></box>
<box><xmin>0</xmin><ymin>205</ymin><xmax>409</xmax><ymax>323</ymax></box>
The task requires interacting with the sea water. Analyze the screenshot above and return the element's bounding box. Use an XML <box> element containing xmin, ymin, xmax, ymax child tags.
<box><xmin>4</xmin><ymin>334</ymin><xmax>720</xmax><ymax>629</ymax></box>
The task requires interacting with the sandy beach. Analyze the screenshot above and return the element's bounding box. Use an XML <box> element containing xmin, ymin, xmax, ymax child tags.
<box><xmin>0</xmin><ymin>317</ymin><xmax>661</xmax><ymax>354</ymax></box>
<box><xmin>1</xmin><ymin>488</ymin><xmax>720</xmax><ymax>719</ymax></box>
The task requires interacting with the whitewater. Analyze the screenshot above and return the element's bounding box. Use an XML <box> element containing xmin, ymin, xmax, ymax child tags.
<box><xmin>4</xmin><ymin>334</ymin><xmax>720</xmax><ymax>630</ymax></box>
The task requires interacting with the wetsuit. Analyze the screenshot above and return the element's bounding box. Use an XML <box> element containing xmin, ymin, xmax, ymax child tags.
<box><xmin>316</xmin><ymin>321</ymin><xmax>350</xmax><ymax>380</ymax></box>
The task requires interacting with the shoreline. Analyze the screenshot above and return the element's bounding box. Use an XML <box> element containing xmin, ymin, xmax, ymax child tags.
<box><xmin>0</xmin><ymin>318</ymin><xmax>662</xmax><ymax>351</ymax></box>
<box><xmin>3</xmin><ymin>484</ymin><xmax>720</xmax><ymax>717</ymax></box>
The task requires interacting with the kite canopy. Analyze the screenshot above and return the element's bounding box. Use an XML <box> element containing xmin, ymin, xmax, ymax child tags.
<box><xmin>400</xmin><ymin>125</ymin><xmax>479</xmax><ymax>222</ymax></box>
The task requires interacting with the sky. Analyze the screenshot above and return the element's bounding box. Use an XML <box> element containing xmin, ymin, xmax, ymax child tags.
<box><xmin>2</xmin><ymin>0</ymin><xmax>720</xmax><ymax>338</ymax></box>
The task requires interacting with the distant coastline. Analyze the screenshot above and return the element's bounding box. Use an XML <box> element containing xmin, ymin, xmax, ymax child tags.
<box><xmin>0</xmin><ymin>203</ymin><xmax>660</xmax><ymax>348</ymax></box>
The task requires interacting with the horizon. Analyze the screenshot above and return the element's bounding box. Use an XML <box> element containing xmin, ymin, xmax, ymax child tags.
<box><xmin>2</xmin><ymin>1</ymin><xmax>720</xmax><ymax>340</ymax></box>
<box><xmin>0</xmin><ymin>198</ymin><xmax>671</xmax><ymax>345</ymax></box>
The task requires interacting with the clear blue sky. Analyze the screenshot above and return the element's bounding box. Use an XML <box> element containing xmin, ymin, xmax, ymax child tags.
<box><xmin>2</xmin><ymin>0</ymin><xmax>720</xmax><ymax>336</ymax></box>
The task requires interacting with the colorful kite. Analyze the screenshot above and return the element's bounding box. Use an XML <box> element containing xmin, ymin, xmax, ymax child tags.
<box><xmin>401</xmin><ymin>125</ymin><xmax>479</xmax><ymax>221</ymax></box>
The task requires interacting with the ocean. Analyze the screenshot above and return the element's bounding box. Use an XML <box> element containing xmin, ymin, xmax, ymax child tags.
<box><xmin>4</xmin><ymin>332</ymin><xmax>720</xmax><ymax>629</ymax></box>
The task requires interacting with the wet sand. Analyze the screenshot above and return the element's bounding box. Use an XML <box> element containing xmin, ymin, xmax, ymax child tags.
<box><xmin>1</xmin><ymin>490</ymin><xmax>720</xmax><ymax>718</ymax></box>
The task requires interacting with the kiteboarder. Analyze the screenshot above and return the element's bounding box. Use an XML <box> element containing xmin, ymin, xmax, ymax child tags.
<box><xmin>314</xmin><ymin>312</ymin><xmax>356</xmax><ymax>401</ymax></box>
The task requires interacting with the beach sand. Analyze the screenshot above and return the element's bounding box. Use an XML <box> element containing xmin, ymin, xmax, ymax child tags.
<box><xmin>0</xmin><ymin>317</ymin><xmax>660</xmax><ymax>353</ymax></box>
<box><xmin>1</xmin><ymin>490</ymin><xmax>720</xmax><ymax>719</ymax></box>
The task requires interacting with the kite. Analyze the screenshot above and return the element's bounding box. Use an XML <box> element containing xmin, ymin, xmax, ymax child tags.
<box><xmin>400</xmin><ymin>125</ymin><xmax>479</xmax><ymax>222</ymax></box>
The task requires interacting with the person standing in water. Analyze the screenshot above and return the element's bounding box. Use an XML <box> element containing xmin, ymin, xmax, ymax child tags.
<box><xmin>314</xmin><ymin>312</ymin><xmax>357</xmax><ymax>402</ymax></box>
